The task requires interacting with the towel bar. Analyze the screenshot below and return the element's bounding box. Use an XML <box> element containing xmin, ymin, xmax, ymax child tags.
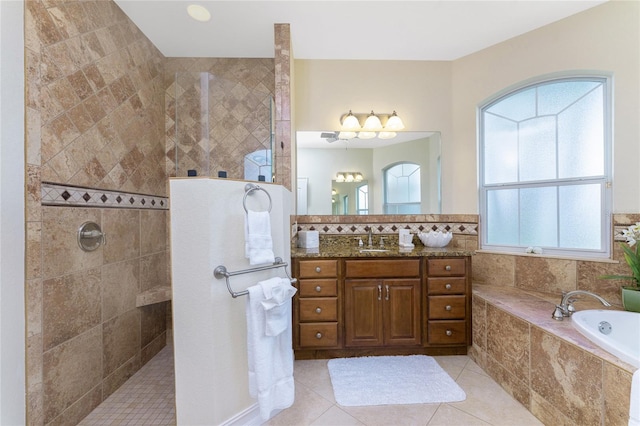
<box><xmin>214</xmin><ymin>257</ymin><xmax>297</xmax><ymax>298</ymax></box>
<box><xmin>243</xmin><ymin>183</ymin><xmax>272</xmax><ymax>213</ymax></box>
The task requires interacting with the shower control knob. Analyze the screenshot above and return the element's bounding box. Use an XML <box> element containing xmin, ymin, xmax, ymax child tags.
<box><xmin>315</xmin><ymin>332</ymin><xmax>322</xmax><ymax>339</ymax></box>
<box><xmin>315</xmin><ymin>307</ymin><xmax>322</xmax><ymax>314</ymax></box>
<box><xmin>315</xmin><ymin>266</ymin><xmax>321</xmax><ymax>273</ymax></box>
<box><xmin>315</xmin><ymin>286</ymin><xmax>322</xmax><ymax>292</ymax></box>
<box><xmin>445</xmin><ymin>265</ymin><xmax>452</xmax><ymax>271</ymax></box>
<box><xmin>446</xmin><ymin>330</ymin><xmax>453</xmax><ymax>336</ymax></box>
<box><xmin>445</xmin><ymin>283</ymin><xmax>452</xmax><ymax>290</ymax></box>
<box><xmin>445</xmin><ymin>305</ymin><xmax>452</xmax><ymax>311</ymax></box>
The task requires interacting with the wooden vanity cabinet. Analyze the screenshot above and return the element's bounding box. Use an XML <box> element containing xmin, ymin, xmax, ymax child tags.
<box><xmin>293</xmin><ymin>259</ymin><xmax>341</xmax><ymax>350</ymax></box>
<box><xmin>425</xmin><ymin>257</ymin><xmax>472</xmax><ymax>347</ymax></box>
<box><xmin>344</xmin><ymin>259</ymin><xmax>421</xmax><ymax>347</ymax></box>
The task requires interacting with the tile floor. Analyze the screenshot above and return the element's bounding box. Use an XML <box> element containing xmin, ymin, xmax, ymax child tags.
<box><xmin>79</xmin><ymin>345</ymin><xmax>176</xmax><ymax>426</ymax></box>
<box><xmin>80</xmin><ymin>347</ymin><xmax>542</xmax><ymax>426</ymax></box>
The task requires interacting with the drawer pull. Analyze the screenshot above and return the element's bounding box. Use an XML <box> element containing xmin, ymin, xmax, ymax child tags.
<box><xmin>445</xmin><ymin>265</ymin><xmax>452</xmax><ymax>271</ymax></box>
<box><xmin>446</xmin><ymin>330</ymin><xmax>453</xmax><ymax>336</ymax></box>
<box><xmin>316</xmin><ymin>332</ymin><xmax>322</xmax><ymax>339</ymax></box>
<box><xmin>315</xmin><ymin>307</ymin><xmax>322</xmax><ymax>314</ymax></box>
<box><xmin>445</xmin><ymin>305</ymin><xmax>452</xmax><ymax>311</ymax></box>
<box><xmin>315</xmin><ymin>285</ymin><xmax>322</xmax><ymax>292</ymax></box>
<box><xmin>385</xmin><ymin>284</ymin><xmax>390</xmax><ymax>301</ymax></box>
<box><xmin>445</xmin><ymin>283</ymin><xmax>452</xmax><ymax>290</ymax></box>
<box><xmin>378</xmin><ymin>284</ymin><xmax>382</xmax><ymax>301</ymax></box>
<box><xmin>315</xmin><ymin>266</ymin><xmax>321</xmax><ymax>273</ymax></box>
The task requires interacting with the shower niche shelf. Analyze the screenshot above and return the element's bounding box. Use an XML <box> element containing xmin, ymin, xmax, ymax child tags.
<box><xmin>136</xmin><ymin>286</ymin><xmax>172</xmax><ymax>307</ymax></box>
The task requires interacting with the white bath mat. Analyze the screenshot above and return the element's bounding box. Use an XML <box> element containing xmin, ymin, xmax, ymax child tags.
<box><xmin>327</xmin><ymin>355</ymin><xmax>466</xmax><ymax>406</ymax></box>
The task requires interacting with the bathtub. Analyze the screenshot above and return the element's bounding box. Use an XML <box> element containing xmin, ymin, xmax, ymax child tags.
<box><xmin>571</xmin><ymin>310</ymin><xmax>640</xmax><ymax>369</ymax></box>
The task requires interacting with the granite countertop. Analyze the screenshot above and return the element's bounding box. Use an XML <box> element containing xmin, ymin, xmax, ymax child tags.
<box><xmin>291</xmin><ymin>238</ymin><xmax>473</xmax><ymax>258</ymax></box>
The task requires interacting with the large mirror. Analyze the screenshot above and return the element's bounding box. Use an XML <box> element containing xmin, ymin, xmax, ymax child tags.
<box><xmin>296</xmin><ymin>131</ymin><xmax>441</xmax><ymax>215</ymax></box>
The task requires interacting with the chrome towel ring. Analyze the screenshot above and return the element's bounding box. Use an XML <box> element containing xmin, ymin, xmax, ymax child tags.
<box><xmin>243</xmin><ymin>183</ymin><xmax>272</xmax><ymax>213</ymax></box>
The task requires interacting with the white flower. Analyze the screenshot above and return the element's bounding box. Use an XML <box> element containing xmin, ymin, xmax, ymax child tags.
<box><xmin>621</xmin><ymin>222</ymin><xmax>640</xmax><ymax>247</ymax></box>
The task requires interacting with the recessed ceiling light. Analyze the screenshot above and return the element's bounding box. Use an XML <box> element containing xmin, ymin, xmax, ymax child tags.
<box><xmin>187</xmin><ymin>4</ymin><xmax>211</xmax><ymax>22</ymax></box>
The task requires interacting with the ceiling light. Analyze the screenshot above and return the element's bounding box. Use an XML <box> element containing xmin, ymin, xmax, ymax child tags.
<box><xmin>358</xmin><ymin>131</ymin><xmax>376</xmax><ymax>139</ymax></box>
<box><xmin>363</xmin><ymin>111</ymin><xmax>382</xmax><ymax>130</ymax></box>
<box><xmin>341</xmin><ymin>110</ymin><xmax>360</xmax><ymax>130</ymax></box>
<box><xmin>385</xmin><ymin>111</ymin><xmax>405</xmax><ymax>131</ymax></box>
<box><xmin>378</xmin><ymin>131</ymin><xmax>397</xmax><ymax>139</ymax></box>
<box><xmin>187</xmin><ymin>4</ymin><xmax>211</xmax><ymax>22</ymax></box>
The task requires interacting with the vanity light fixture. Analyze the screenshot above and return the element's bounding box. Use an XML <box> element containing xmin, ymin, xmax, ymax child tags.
<box><xmin>363</xmin><ymin>111</ymin><xmax>383</xmax><ymax>130</ymax></box>
<box><xmin>187</xmin><ymin>4</ymin><xmax>211</xmax><ymax>22</ymax></box>
<box><xmin>339</xmin><ymin>110</ymin><xmax>405</xmax><ymax>139</ymax></box>
<box><xmin>385</xmin><ymin>111</ymin><xmax>405</xmax><ymax>131</ymax></box>
<box><xmin>335</xmin><ymin>172</ymin><xmax>364</xmax><ymax>182</ymax></box>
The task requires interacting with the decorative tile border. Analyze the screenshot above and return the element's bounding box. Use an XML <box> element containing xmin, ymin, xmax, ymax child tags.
<box><xmin>296</xmin><ymin>221</ymin><xmax>478</xmax><ymax>236</ymax></box>
<box><xmin>42</xmin><ymin>183</ymin><xmax>169</xmax><ymax>210</ymax></box>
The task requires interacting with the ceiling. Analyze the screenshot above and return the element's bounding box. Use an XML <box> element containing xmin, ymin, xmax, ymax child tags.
<box><xmin>114</xmin><ymin>0</ymin><xmax>607</xmax><ymax>61</ymax></box>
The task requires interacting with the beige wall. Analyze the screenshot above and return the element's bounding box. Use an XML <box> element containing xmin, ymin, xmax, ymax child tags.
<box><xmin>294</xmin><ymin>1</ymin><xmax>640</xmax><ymax>214</ymax></box>
<box><xmin>451</xmin><ymin>0</ymin><xmax>640</xmax><ymax>213</ymax></box>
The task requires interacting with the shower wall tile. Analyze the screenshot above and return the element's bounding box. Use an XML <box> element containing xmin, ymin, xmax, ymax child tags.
<box><xmin>43</xmin><ymin>326</ymin><xmax>102</xmax><ymax>423</ymax></box>
<box><xmin>26</xmin><ymin>279</ymin><xmax>43</xmax><ymax>337</ymax></box>
<box><xmin>103</xmin><ymin>353</ymin><xmax>142</xmax><ymax>400</ymax></box>
<box><xmin>103</xmin><ymin>309</ymin><xmax>141</xmax><ymax>378</ymax></box>
<box><xmin>27</xmin><ymin>164</ymin><xmax>42</xmax><ymax>222</ymax></box>
<box><xmin>102</xmin><ymin>259</ymin><xmax>139</xmax><ymax>322</ymax></box>
<box><xmin>141</xmin><ymin>332</ymin><xmax>167</xmax><ymax>366</ymax></box>
<box><xmin>26</xmin><ymin>221</ymin><xmax>43</xmax><ymax>280</ymax></box>
<box><xmin>42</xmin><ymin>206</ymin><xmax>102</xmax><ymax>279</ymax></box>
<box><xmin>140</xmin><ymin>252</ymin><xmax>167</xmax><ymax>292</ymax></box>
<box><xmin>103</xmin><ymin>208</ymin><xmax>140</xmax><ymax>264</ymax></box>
<box><xmin>46</xmin><ymin>385</ymin><xmax>102</xmax><ymax>426</ymax></box>
<box><xmin>140</xmin><ymin>209</ymin><xmax>167</xmax><ymax>255</ymax></box>
<box><xmin>140</xmin><ymin>302</ymin><xmax>167</xmax><ymax>348</ymax></box>
<box><xmin>42</xmin><ymin>267</ymin><xmax>102</xmax><ymax>351</ymax></box>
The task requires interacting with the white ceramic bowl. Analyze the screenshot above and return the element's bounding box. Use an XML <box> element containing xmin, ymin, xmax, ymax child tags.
<box><xmin>418</xmin><ymin>231</ymin><xmax>453</xmax><ymax>248</ymax></box>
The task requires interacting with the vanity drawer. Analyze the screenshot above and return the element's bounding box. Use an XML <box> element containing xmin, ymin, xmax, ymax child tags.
<box><xmin>427</xmin><ymin>277</ymin><xmax>467</xmax><ymax>295</ymax></box>
<box><xmin>427</xmin><ymin>258</ymin><xmax>466</xmax><ymax>277</ymax></box>
<box><xmin>298</xmin><ymin>260</ymin><xmax>338</xmax><ymax>278</ymax></box>
<box><xmin>428</xmin><ymin>320</ymin><xmax>467</xmax><ymax>345</ymax></box>
<box><xmin>428</xmin><ymin>295</ymin><xmax>466</xmax><ymax>319</ymax></box>
<box><xmin>299</xmin><ymin>298</ymin><xmax>338</xmax><ymax>321</ymax></box>
<box><xmin>299</xmin><ymin>323</ymin><xmax>339</xmax><ymax>347</ymax></box>
<box><xmin>299</xmin><ymin>279</ymin><xmax>337</xmax><ymax>297</ymax></box>
<box><xmin>345</xmin><ymin>259</ymin><xmax>420</xmax><ymax>278</ymax></box>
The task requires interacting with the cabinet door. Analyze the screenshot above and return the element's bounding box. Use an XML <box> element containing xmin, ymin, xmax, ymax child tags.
<box><xmin>344</xmin><ymin>280</ymin><xmax>384</xmax><ymax>347</ymax></box>
<box><xmin>384</xmin><ymin>279</ymin><xmax>421</xmax><ymax>346</ymax></box>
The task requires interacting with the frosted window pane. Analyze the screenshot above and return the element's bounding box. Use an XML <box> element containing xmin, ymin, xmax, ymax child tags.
<box><xmin>484</xmin><ymin>113</ymin><xmax>518</xmax><ymax>184</ymax></box>
<box><xmin>520</xmin><ymin>187</ymin><xmax>558</xmax><ymax>247</ymax></box>
<box><xmin>486</xmin><ymin>189</ymin><xmax>519</xmax><ymax>246</ymax></box>
<box><xmin>409</xmin><ymin>168</ymin><xmax>421</xmax><ymax>202</ymax></box>
<box><xmin>519</xmin><ymin>116</ymin><xmax>556</xmax><ymax>181</ymax></box>
<box><xmin>538</xmin><ymin>81</ymin><xmax>601</xmax><ymax>115</ymax></box>
<box><xmin>558</xmin><ymin>86</ymin><xmax>604</xmax><ymax>178</ymax></box>
<box><xmin>559</xmin><ymin>184</ymin><xmax>602</xmax><ymax>249</ymax></box>
<box><xmin>486</xmin><ymin>87</ymin><xmax>535</xmax><ymax>121</ymax></box>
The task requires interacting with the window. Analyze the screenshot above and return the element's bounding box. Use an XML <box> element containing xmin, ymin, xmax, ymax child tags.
<box><xmin>479</xmin><ymin>76</ymin><xmax>611</xmax><ymax>257</ymax></box>
<box><xmin>356</xmin><ymin>184</ymin><xmax>369</xmax><ymax>215</ymax></box>
<box><xmin>384</xmin><ymin>162</ymin><xmax>421</xmax><ymax>214</ymax></box>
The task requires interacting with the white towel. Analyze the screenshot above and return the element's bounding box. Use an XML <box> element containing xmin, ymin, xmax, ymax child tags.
<box><xmin>246</xmin><ymin>278</ymin><xmax>295</xmax><ymax>420</ymax></box>
<box><xmin>260</xmin><ymin>278</ymin><xmax>297</xmax><ymax>336</ymax></box>
<box><xmin>245</xmin><ymin>210</ymin><xmax>275</xmax><ymax>265</ymax></box>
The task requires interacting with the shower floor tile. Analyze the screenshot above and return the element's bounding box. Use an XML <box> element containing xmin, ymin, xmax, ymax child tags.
<box><xmin>79</xmin><ymin>345</ymin><xmax>176</xmax><ymax>426</ymax></box>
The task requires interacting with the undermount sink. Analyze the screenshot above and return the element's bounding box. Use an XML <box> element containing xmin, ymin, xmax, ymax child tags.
<box><xmin>359</xmin><ymin>249</ymin><xmax>390</xmax><ymax>253</ymax></box>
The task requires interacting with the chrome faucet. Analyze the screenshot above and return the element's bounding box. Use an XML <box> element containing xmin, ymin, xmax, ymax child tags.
<box><xmin>367</xmin><ymin>227</ymin><xmax>373</xmax><ymax>247</ymax></box>
<box><xmin>552</xmin><ymin>290</ymin><xmax>611</xmax><ymax>320</ymax></box>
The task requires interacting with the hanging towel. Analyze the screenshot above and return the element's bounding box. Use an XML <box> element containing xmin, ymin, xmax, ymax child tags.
<box><xmin>244</xmin><ymin>209</ymin><xmax>275</xmax><ymax>265</ymax></box>
<box><xmin>260</xmin><ymin>278</ymin><xmax>298</xmax><ymax>336</ymax></box>
<box><xmin>246</xmin><ymin>277</ymin><xmax>296</xmax><ymax>420</ymax></box>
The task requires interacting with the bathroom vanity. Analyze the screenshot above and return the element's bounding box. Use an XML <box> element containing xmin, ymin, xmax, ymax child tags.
<box><xmin>291</xmin><ymin>247</ymin><xmax>472</xmax><ymax>359</ymax></box>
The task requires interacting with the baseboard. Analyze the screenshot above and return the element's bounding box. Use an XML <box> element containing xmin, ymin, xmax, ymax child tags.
<box><xmin>221</xmin><ymin>404</ymin><xmax>284</xmax><ymax>426</ymax></box>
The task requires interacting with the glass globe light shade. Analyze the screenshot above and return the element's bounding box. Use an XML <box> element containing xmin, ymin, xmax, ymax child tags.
<box><xmin>341</xmin><ymin>111</ymin><xmax>360</xmax><ymax>130</ymax></box>
<box><xmin>363</xmin><ymin>111</ymin><xmax>382</xmax><ymax>130</ymax></box>
<box><xmin>385</xmin><ymin>111</ymin><xmax>405</xmax><ymax>131</ymax></box>
<box><xmin>378</xmin><ymin>131</ymin><xmax>397</xmax><ymax>139</ymax></box>
<box><xmin>358</xmin><ymin>131</ymin><xmax>376</xmax><ymax>139</ymax></box>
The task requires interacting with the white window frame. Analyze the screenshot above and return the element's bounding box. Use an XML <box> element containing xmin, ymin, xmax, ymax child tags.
<box><xmin>478</xmin><ymin>73</ymin><xmax>613</xmax><ymax>259</ymax></box>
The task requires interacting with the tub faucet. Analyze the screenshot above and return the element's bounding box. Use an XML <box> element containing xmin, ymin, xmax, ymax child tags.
<box><xmin>367</xmin><ymin>228</ymin><xmax>373</xmax><ymax>247</ymax></box>
<box><xmin>552</xmin><ymin>290</ymin><xmax>611</xmax><ymax>320</ymax></box>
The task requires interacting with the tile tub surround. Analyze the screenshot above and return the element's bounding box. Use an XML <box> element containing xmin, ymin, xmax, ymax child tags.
<box><xmin>470</xmin><ymin>284</ymin><xmax>634</xmax><ymax>426</ymax></box>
